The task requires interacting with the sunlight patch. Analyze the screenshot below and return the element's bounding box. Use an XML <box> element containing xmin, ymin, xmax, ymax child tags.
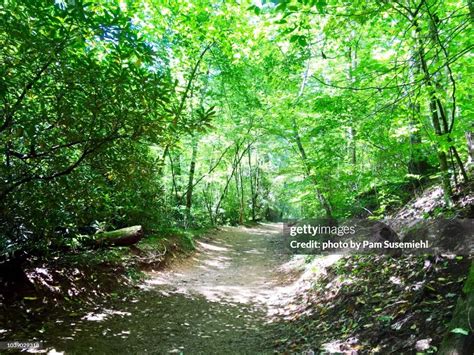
<box><xmin>82</xmin><ymin>309</ymin><xmax>131</xmax><ymax>322</ymax></box>
<box><xmin>197</xmin><ymin>241</ymin><xmax>229</xmax><ymax>252</ymax></box>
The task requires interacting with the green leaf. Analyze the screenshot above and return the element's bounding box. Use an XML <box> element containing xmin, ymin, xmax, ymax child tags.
<box><xmin>451</xmin><ymin>328</ymin><xmax>469</xmax><ymax>336</ymax></box>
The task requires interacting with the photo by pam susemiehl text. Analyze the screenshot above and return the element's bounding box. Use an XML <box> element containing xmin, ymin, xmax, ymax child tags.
<box><xmin>283</xmin><ymin>219</ymin><xmax>473</xmax><ymax>255</ymax></box>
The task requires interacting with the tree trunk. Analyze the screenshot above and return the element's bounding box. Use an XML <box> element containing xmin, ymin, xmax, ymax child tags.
<box><xmin>214</xmin><ymin>142</ymin><xmax>251</xmax><ymax>220</ymax></box>
<box><xmin>467</xmin><ymin>128</ymin><xmax>474</xmax><ymax>164</ymax></box>
<box><xmin>238</xmin><ymin>161</ymin><xmax>244</xmax><ymax>224</ymax></box>
<box><xmin>468</xmin><ymin>0</ymin><xmax>474</xmax><ymax>21</ymax></box>
<box><xmin>185</xmin><ymin>136</ymin><xmax>199</xmax><ymax>222</ymax></box>
<box><xmin>167</xmin><ymin>148</ymin><xmax>180</xmax><ymax>202</ymax></box>
<box><xmin>248</xmin><ymin>148</ymin><xmax>257</xmax><ymax>221</ymax></box>
<box><xmin>234</xmin><ymin>161</ymin><xmax>241</xmax><ymax>222</ymax></box>
<box><xmin>157</xmin><ymin>144</ymin><xmax>169</xmax><ymax>177</ymax></box>
<box><xmin>451</xmin><ymin>146</ymin><xmax>469</xmax><ymax>182</ymax></box>
<box><xmin>203</xmin><ymin>182</ymin><xmax>215</xmax><ymax>226</ymax></box>
<box><xmin>414</xmin><ymin>21</ymin><xmax>452</xmax><ymax>202</ymax></box>
<box><xmin>347</xmin><ymin>43</ymin><xmax>357</xmax><ymax>166</ymax></box>
<box><xmin>407</xmin><ymin>48</ymin><xmax>430</xmax><ymax>176</ymax></box>
<box><xmin>348</xmin><ymin>126</ymin><xmax>356</xmax><ymax>165</ymax></box>
<box><xmin>293</xmin><ymin>60</ymin><xmax>334</xmax><ymax>219</ymax></box>
<box><xmin>170</xmin><ymin>148</ymin><xmax>182</xmax><ymax>207</ymax></box>
<box><xmin>292</xmin><ymin>117</ymin><xmax>333</xmax><ymax>219</ymax></box>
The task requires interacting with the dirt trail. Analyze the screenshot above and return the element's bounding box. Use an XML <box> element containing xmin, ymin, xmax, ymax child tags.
<box><xmin>145</xmin><ymin>223</ymin><xmax>296</xmax><ymax>305</ymax></box>
<box><xmin>34</xmin><ymin>223</ymin><xmax>301</xmax><ymax>354</ymax></box>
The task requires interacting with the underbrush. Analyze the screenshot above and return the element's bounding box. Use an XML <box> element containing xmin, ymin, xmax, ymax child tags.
<box><xmin>273</xmin><ymin>254</ymin><xmax>470</xmax><ymax>353</ymax></box>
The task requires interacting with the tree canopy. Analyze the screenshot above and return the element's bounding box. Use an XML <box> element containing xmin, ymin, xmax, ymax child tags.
<box><xmin>1</xmin><ymin>0</ymin><xmax>472</xmax><ymax>255</ymax></box>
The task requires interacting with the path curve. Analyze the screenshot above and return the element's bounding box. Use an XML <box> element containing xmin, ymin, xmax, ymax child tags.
<box><xmin>39</xmin><ymin>223</ymin><xmax>301</xmax><ymax>354</ymax></box>
<box><xmin>145</xmin><ymin>223</ymin><xmax>296</xmax><ymax>305</ymax></box>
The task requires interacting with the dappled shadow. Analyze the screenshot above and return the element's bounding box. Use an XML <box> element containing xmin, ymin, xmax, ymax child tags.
<box><xmin>31</xmin><ymin>291</ymin><xmax>275</xmax><ymax>354</ymax></box>
<box><xmin>143</xmin><ymin>224</ymin><xmax>296</xmax><ymax>306</ymax></box>
<box><xmin>3</xmin><ymin>223</ymin><xmax>305</xmax><ymax>354</ymax></box>
<box><xmin>271</xmin><ymin>254</ymin><xmax>471</xmax><ymax>353</ymax></box>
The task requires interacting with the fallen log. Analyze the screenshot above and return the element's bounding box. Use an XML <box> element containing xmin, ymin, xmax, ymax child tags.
<box><xmin>94</xmin><ymin>225</ymin><xmax>143</xmax><ymax>247</ymax></box>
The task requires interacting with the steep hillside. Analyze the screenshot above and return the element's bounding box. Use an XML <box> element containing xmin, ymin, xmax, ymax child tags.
<box><xmin>272</xmin><ymin>182</ymin><xmax>473</xmax><ymax>354</ymax></box>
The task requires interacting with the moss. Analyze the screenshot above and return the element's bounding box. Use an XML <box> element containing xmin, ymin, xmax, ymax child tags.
<box><xmin>462</xmin><ymin>261</ymin><xmax>474</xmax><ymax>295</ymax></box>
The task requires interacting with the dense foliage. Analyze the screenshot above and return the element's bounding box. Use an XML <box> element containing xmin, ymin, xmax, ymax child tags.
<box><xmin>1</xmin><ymin>0</ymin><xmax>472</xmax><ymax>256</ymax></box>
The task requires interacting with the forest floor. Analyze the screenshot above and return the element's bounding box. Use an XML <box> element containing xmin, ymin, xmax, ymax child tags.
<box><xmin>1</xmin><ymin>223</ymin><xmax>307</xmax><ymax>353</ymax></box>
<box><xmin>1</xmin><ymin>222</ymin><xmax>470</xmax><ymax>354</ymax></box>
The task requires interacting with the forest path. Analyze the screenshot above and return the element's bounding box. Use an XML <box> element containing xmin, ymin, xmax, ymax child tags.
<box><xmin>146</xmin><ymin>223</ymin><xmax>296</xmax><ymax>305</ymax></box>
<box><xmin>41</xmin><ymin>223</ymin><xmax>301</xmax><ymax>354</ymax></box>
